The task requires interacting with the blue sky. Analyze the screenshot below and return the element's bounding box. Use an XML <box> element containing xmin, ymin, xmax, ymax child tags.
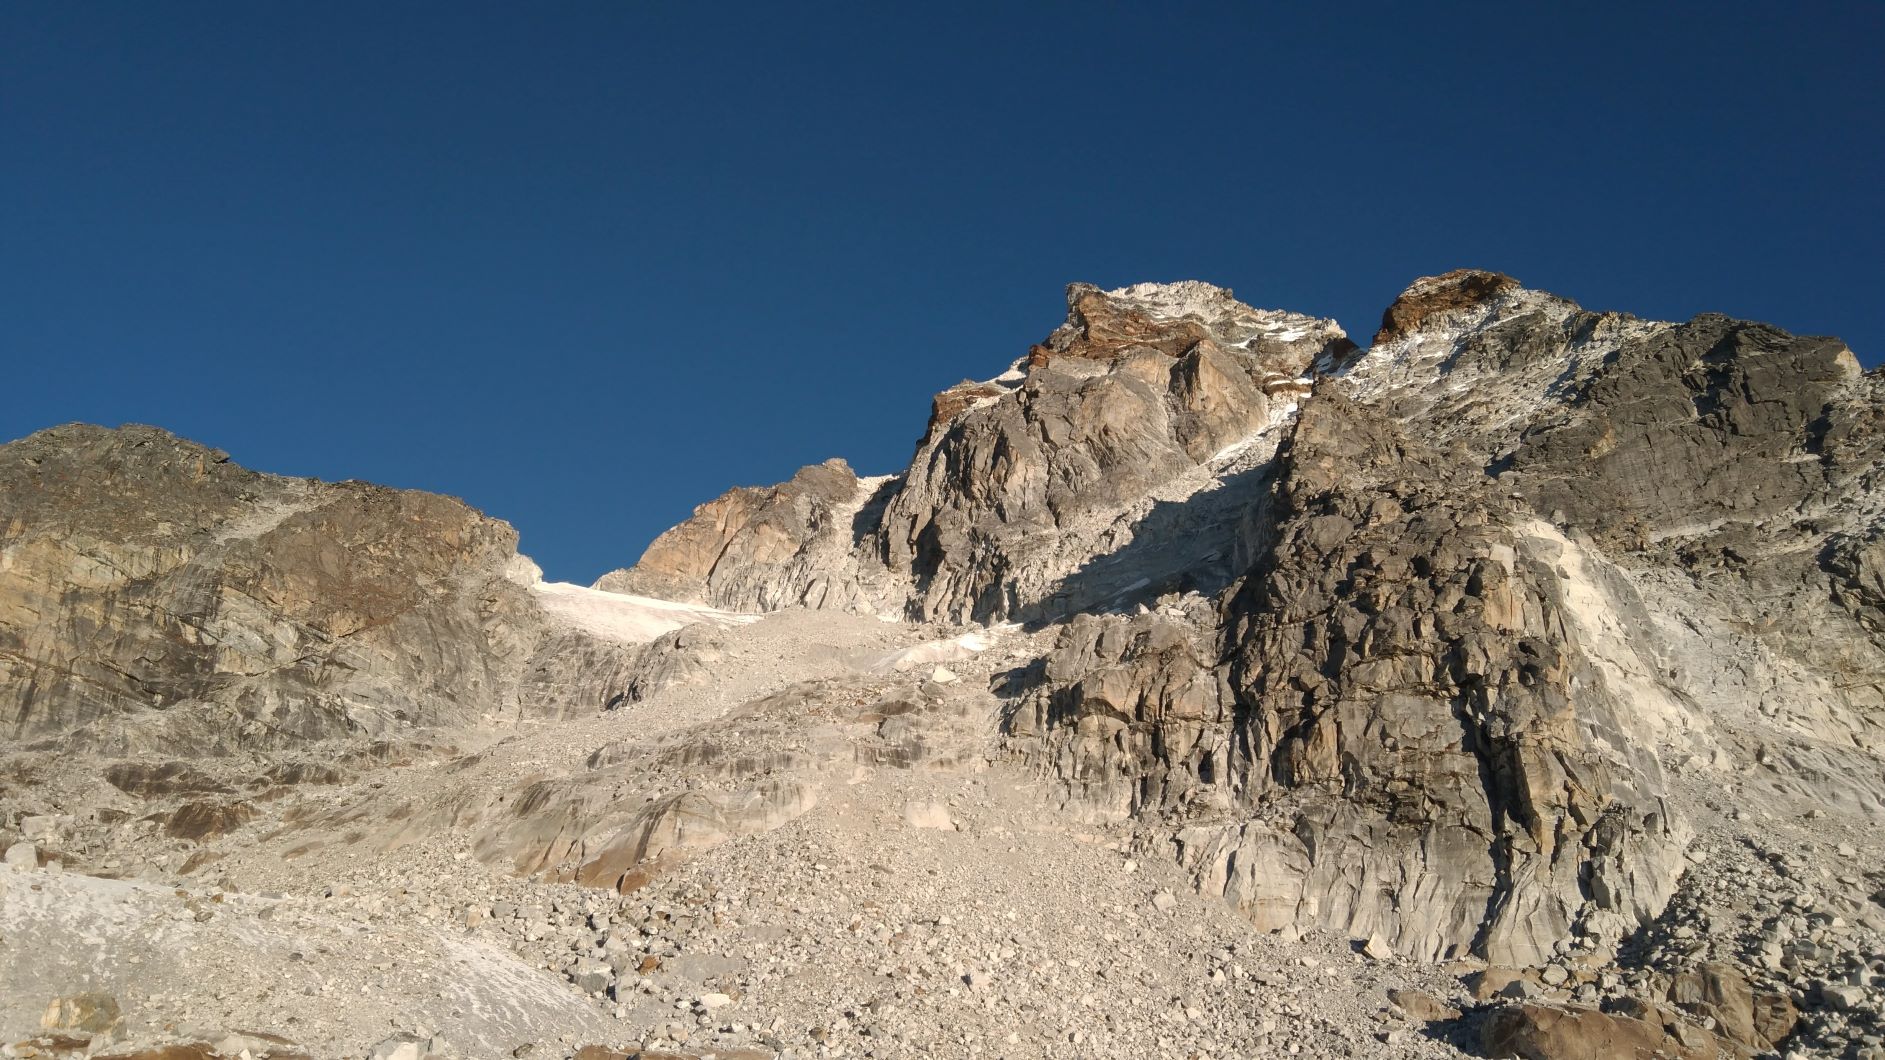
<box><xmin>4</xmin><ymin>2</ymin><xmax>1881</xmax><ymax>582</ymax></box>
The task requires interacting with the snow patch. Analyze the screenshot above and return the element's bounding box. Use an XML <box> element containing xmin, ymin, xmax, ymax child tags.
<box><xmin>1337</xmin><ymin>288</ymin><xmax>1670</xmax><ymax>444</ymax></box>
<box><xmin>866</xmin><ymin>632</ymin><xmax>993</xmax><ymax>674</ymax></box>
<box><xmin>531</xmin><ymin>581</ymin><xmax>758</xmax><ymax>644</ymax></box>
<box><xmin>1209</xmin><ymin>399</ymin><xmax>1301</xmax><ymax>465</ymax></box>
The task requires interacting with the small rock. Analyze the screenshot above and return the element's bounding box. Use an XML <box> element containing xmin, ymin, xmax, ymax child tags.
<box><xmin>367</xmin><ymin>1032</ymin><xmax>430</xmax><ymax>1060</ymax></box>
<box><xmin>1362</xmin><ymin>933</ymin><xmax>1393</xmax><ymax>961</ymax></box>
<box><xmin>902</xmin><ymin>801</ymin><xmax>956</xmax><ymax>831</ymax></box>
<box><xmin>40</xmin><ymin>993</ymin><xmax>120</xmax><ymax>1034</ymax></box>
<box><xmin>1823</xmin><ymin>983</ymin><xmax>1870</xmax><ymax>1012</ymax></box>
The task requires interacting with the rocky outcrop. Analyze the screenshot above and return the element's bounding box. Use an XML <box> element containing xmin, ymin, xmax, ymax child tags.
<box><xmin>595</xmin><ymin>459</ymin><xmax>895</xmax><ymax>615</ymax></box>
<box><xmin>1011</xmin><ymin>392</ymin><xmax>1688</xmax><ymax>965</ymax></box>
<box><xmin>1478</xmin><ymin>964</ymin><xmax>1800</xmax><ymax>1060</ymax></box>
<box><xmin>1372</xmin><ymin>267</ymin><xmax>1521</xmax><ymax>345</ymax></box>
<box><xmin>0</xmin><ymin>424</ymin><xmax>666</xmax><ymax>756</ymax></box>
<box><xmin>1349</xmin><ymin>270</ymin><xmax>1885</xmax><ymax>746</ymax></box>
<box><xmin>0</xmin><ymin>425</ymin><xmax>549</xmax><ymax>754</ymax></box>
<box><xmin>602</xmin><ymin>281</ymin><xmax>1353</xmax><ymax>625</ymax></box>
<box><xmin>1006</xmin><ymin>271</ymin><xmax>1883</xmax><ymax>968</ymax></box>
<box><xmin>875</xmin><ymin>281</ymin><xmax>1353</xmax><ymax>622</ymax></box>
<box><xmin>1480</xmin><ymin>1002</ymin><xmax>1719</xmax><ymax>1060</ymax></box>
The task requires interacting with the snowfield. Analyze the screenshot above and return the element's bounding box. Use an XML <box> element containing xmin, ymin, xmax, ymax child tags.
<box><xmin>528</xmin><ymin>580</ymin><xmax>760</xmax><ymax>643</ymax></box>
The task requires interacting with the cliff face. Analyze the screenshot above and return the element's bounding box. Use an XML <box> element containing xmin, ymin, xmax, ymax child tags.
<box><xmin>1012</xmin><ymin>391</ymin><xmax>1688</xmax><ymax>966</ymax></box>
<box><xmin>0</xmin><ymin>424</ymin><xmax>539</xmax><ymax>754</ymax></box>
<box><xmin>1002</xmin><ymin>271</ymin><xmax>1883</xmax><ymax>967</ymax></box>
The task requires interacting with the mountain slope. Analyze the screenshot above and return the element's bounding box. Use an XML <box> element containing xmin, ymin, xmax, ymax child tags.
<box><xmin>3</xmin><ymin>273</ymin><xmax>1882</xmax><ymax>1060</ymax></box>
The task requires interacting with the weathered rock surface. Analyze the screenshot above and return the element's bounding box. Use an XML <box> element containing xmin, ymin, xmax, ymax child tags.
<box><xmin>1012</xmin><ymin>391</ymin><xmax>1688</xmax><ymax>966</ymax></box>
<box><xmin>876</xmin><ymin>281</ymin><xmax>1352</xmax><ymax>623</ymax></box>
<box><xmin>0</xmin><ymin>425</ymin><xmax>546</xmax><ymax>755</ymax></box>
<box><xmin>595</xmin><ymin>459</ymin><xmax>896</xmax><ymax>614</ymax></box>
<box><xmin>0</xmin><ymin>425</ymin><xmax>728</xmax><ymax>761</ymax></box>
<box><xmin>605</xmin><ymin>281</ymin><xmax>1353</xmax><ymax>624</ymax></box>
<box><xmin>1480</xmin><ymin>1001</ymin><xmax>1719</xmax><ymax>1060</ymax></box>
<box><xmin>1001</xmin><ymin>271</ymin><xmax>1882</xmax><ymax>981</ymax></box>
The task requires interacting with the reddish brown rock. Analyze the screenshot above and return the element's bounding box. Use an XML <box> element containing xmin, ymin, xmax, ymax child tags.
<box><xmin>927</xmin><ymin>380</ymin><xmax>1008</xmax><ymax>431</ymax></box>
<box><xmin>1373</xmin><ymin>268</ymin><xmax>1520</xmax><ymax>345</ymax></box>
<box><xmin>1036</xmin><ymin>284</ymin><xmax>1218</xmax><ymax>364</ymax></box>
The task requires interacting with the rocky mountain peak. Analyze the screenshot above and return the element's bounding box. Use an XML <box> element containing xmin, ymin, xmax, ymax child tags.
<box><xmin>5</xmin><ymin>272</ymin><xmax>1883</xmax><ymax>1060</ymax></box>
<box><xmin>1032</xmin><ymin>279</ymin><xmax>1353</xmax><ymax>370</ymax></box>
<box><xmin>1372</xmin><ymin>267</ymin><xmax>1526</xmax><ymax>345</ymax></box>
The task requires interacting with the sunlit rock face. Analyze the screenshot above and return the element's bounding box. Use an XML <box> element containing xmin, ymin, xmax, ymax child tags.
<box><xmin>0</xmin><ymin>423</ymin><xmax>546</xmax><ymax>754</ymax></box>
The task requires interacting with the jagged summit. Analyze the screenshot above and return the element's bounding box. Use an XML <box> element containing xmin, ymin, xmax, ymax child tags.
<box><xmin>1372</xmin><ymin>267</ymin><xmax>1527</xmax><ymax>344</ymax></box>
<box><xmin>1031</xmin><ymin>279</ymin><xmax>1353</xmax><ymax>368</ymax></box>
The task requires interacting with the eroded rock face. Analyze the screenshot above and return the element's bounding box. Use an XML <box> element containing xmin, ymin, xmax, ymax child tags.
<box><xmin>595</xmin><ymin>459</ymin><xmax>895</xmax><ymax>614</ymax></box>
<box><xmin>1012</xmin><ymin>393</ymin><xmax>1687</xmax><ymax>965</ymax></box>
<box><xmin>1215</xmin><ymin>395</ymin><xmax>1687</xmax><ymax>965</ymax></box>
<box><xmin>0</xmin><ymin>424</ymin><xmax>661</xmax><ymax>757</ymax></box>
<box><xmin>1348</xmin><ymin>270</ymin><xmax>1885</xmax><ymax>749</ymax></box>
<box><xmin>875</xmin><ymin>282</ymin><xmax>1353</xmax><ymax>623</ymax></box>
<box><xmin>0</xmin><ymin>425</ymin><xmax>549</xmax><ymax>755</ymax></box>
<box><xmin>1004</xmin><ymin>271</ymin><xmax>1883</xmax><ymax>967</ymax></box>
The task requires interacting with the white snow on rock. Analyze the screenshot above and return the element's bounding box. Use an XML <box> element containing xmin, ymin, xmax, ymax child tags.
<box><xmin>1105</xmin><ymin>281</ymin><xmax>1345</xmax><ymax>347</ymax></box>
<box><xmin>1336</xmin><ymin>285</ymin><xmax>1669</xmax><ymax>445</ymax></box>
<box><xmin>530</xmin><ymin>581</ymin><xmax>759</xmax><ymax>644</ymax></box>
<box><xmin>866</xmin><ymin>631</ymin><xmax>995</xmax><ymax>674</ymax></box>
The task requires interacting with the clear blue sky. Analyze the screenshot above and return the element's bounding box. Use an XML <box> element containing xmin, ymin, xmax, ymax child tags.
<box><xmin>5</xmin><ymin>3</ymin><xmax>1881</xmax><ymax>582</ymax></box>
